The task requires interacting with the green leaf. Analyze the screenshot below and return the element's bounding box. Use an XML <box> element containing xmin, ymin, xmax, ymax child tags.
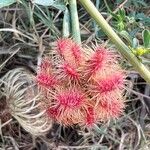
<box><xmin>119</xmin><ymin>30</ymin><xmax>132</xmax><ymax>45</ymax></box>
<box><xmin>52</xmin><ymin>1</ymin><xmax>66</xmax><ymax>11</ymax></box>
<box><xmin>142</xmin><ymin>29</ymin><xmax>150</xmax><ymax>48</ymax></box>
<box><xmin>33</xmin><ymin>0</ymin><xmax>65</xmax><ymax>10</ymax></box>
<box><xmin>118</xmin><ymin>9</ymin><xmax>125</xmax><ymax>20</ymax></box>
<box><xmin>132</xmin><ymin>38</ymin><xmax>139</xmax><ymax>49</ymax></box>
<box><xmin>33</xmin><ymin>0</ymin><xmax>54</xmax><ymax>6</ymax></box>
<box><xmin>0</xmin><ymin>0</ymin><xmax>16</xmax><ymax>8</ymax></box>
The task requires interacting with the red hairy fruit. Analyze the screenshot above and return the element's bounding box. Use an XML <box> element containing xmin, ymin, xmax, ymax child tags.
<box><xmin>85</xmin><ymin>107</ymin><xmax>95</xmax><ymax>126</ymax></box>
<box><xmin>95</xmin><ymin>73</ymin><xmax>124</xmax><ymax>93</ymax></box>
<box><xmin>56</xmin><ymin>89</ymin><xmax>84</xmax><ymax>108</ymax></box>
<box><xmin>37</xmin><ymin>38</ymin><xmax>126</xmax><ymax>127</ymax></box>
<box><xmin>46</xmin><ymin>88</ymin><xmax>89</xmax><ymax>126</ymax></box>
<box><xmin>61</xmin><ymin>63</ymin><xmax>79</xmax><ymax>81</ymax></box>
<box><xmin>36</xmin><ymin>73</ymin><xmax>56</xmax><ymax>88</ymax></box>
<box><xmin>46</xmin><ymin>107</ymin><xmax>58</xmax><ymax>119</ymax></box>
<box><xmin>56</xmin><ymin>38</ymin><xmax>83</xmax><ymax>66</ymax></box>
<box><xmin>84</xmin><ymin>48</ymin><xmax>107</xmax><ymax>77</ymax></box>
<box><xmin>70</xmin><ymin>43</ymin><xmax>82</xmax><ymax>63</ymax></box>
<box><xmin>39</xmin><ymin>58</ymin><xmax>52</xmax><ymax>74</ymax></box>
<box><xmin>97</xmin><ymin>98</ymin><xmax>125</xmax><ymax>121</ymax></box>
<box><xmin>56</xmin><ymin>38</ymin><xmax>72</xmax><ymax>55</ymax></box>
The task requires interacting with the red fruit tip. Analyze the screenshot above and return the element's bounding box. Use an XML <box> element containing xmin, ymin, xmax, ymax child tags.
<box><xmin>36</xmin><ymin>73</ymin><xmax>56</xmax><ymax>88</ymax></box>
<box><xmin>46</xmin><ymin>107</ymin><xmax>58</xmax><ymax>119</ymax></box>
<box><xmin>61</xmin><ymin>63</ymin><xmax>79</xmax><ymax>80</ymax></box>
<box><xmin>86</xmin><ymin>48</ymin><xmax>107</xmax><ymax>76</ymax></box>
<box><xmin>56</xmin><ymin>89</ymin><xmax>84</xmax><ymax>108</ymax></box>
<box><xmin>96</xmin><ymin>73</ymin><xmax>124</xmax><ymax>93</ymax></box>
<box><xmin>85</xmin><ymin>107</ymin><xmax>95</xmax><ymax>126</ymax></box>
<box><xmin>56</xmin><ymin>38</ymin><xmax>72</xmax><ymax>55</ymax></box>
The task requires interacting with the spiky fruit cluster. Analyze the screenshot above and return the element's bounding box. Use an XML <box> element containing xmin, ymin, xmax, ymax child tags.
<box><xmin>36</xmin><ymin>38</ymin><xmax>126</xmax><ymax>127</ymax></box>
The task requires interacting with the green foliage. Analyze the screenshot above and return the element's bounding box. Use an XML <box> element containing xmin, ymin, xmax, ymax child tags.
<box><xmin>0</xmin><ymin>0</ymin><xmax>65</xmax><ymax>10</ymax></box>
<box><xmin>126</xmin><ymin>0</ymin><xmax>147</xmax><ymax>8</ymax></box>
<box><xmin>132</xmin><ymin>47</ymin><xmax>150</xmax><ymax>57</ymax></box>
<box><xmin>33</xmin><ymin>0</ymin><xmax>54</xmax><ymax>6</ymax></box>
<box><xmin>105</xmin><ymin>1</ymin><xmax>150</xmax><ymax>59</ymax></box>
<box><xmin>0</xmin><ymin>0</ymin><xmax>16</xmax><ymax>8</ymax></box>
<box><xmin>33</xmin><ymin>0</ymin><xmax>66</xmax><ymax>10</ymax></box>
<box><xmin>142</xmin><ymin>29</ymin><xmax>150</xmax><ymax>48</ymax></box>
<box><xmin>127</xmin><ymin>12</ymin><xmax>150</xmax><ymax>31</ymax></box>
<box><xmin>119</xmin><ymin>30</ymin><xmax>133</xmax><ymax>45</ymax></box>
<box><xmin>130</xmin><ymin>29</ymin><xmax>150</xmax><ymax>57</ymax></box>
<box><xmin>112</xmin><ymin>8</ymin><xmax>126</xmax><ymax>31</ymax></box>
<box><xmin>0</xmin><ymin>0</ymin><xmax>150</xmax><ymax>149</ymax></box>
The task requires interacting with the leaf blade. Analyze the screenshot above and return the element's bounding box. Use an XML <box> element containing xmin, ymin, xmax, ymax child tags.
<box><xmin>33</xmin><ymin>0</ymin><xmax>54</xmax><ymax>6</ymax></box>
<box><xmin>0</xmin><ymin>0</ymin><xmax>16</xmax><ymax>8</ymax></box>
<box><xmin>142</xmin><ymin>29</ymin><xmax>150</xmax><ymax>48</ymax></box>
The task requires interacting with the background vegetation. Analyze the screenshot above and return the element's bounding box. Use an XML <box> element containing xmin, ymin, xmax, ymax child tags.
<box><xmin>0</xmin><ymin>0</ymin><xmax>150</xmax><ymax>149</ymax></box>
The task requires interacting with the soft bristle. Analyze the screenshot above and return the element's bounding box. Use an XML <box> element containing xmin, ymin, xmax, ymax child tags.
<box><xmin>36</xmin><ymin>73</ymin><xmax>56</xmax><ymax>88</ymax></box>
<box><xmin>36</xmin><ymin>39</ymin><xmax>126</xmax><ymax>127</ymax></box>
<box><xmin>85</xmin><ymin>48</ymin><xmax>107</xmax><ymax>76</ymax></box>
<box><xmin>39</xmin><ymin>58</ymin><xmax>52</xmax><ymax>73</ymax></box>
<box><xmin>46</xmin><ymin>107</ymin><xmax>58</xmax><ymax>119</ymax></box>
<box><xmin>56</xmin><ymin>38</ymin><xmax>72</xmax><ymax>56</ymax></box>
<box><xmin>85</xmin><ymin>107</ymin><xmax>95</xmax><ymax>126</ymax></box>
<box><xmin>46</xmin><ymin>88</ymin><xmax>89</xmax><ymax>126</ymax></box>
<box><xmin>70</xmin><ymin>43</ymin><xmax>82</xmax><ymax>63</ymax></box>
<box><xmin>56</xmin><ymin>89</ymin><xmax>84</xmax><ymax>108</ymax></box>
<box><xmin>61</xmin><ymin>63</ymin><xmax>79</xmax><ymax>81</ymax></box>
<box><xmin>57</xmin><ymin>62</ymin><xmax>79</xmax><ymax>83</ymax></box>
<box><xmin>97</xmin><ymin>99</ymin><xmax>124</xmax><ymax>121</ymax></box>
<box><xmin>95</xmin><ymin>73</ymin><xmax>124</xmax><ymax>93</ymax></box>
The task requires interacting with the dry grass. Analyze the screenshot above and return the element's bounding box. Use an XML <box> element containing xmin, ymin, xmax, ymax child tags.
<box><xmin>0</xmin><ymin>0</ymin><xmax>150</xmax><ymax>149</ymax></box>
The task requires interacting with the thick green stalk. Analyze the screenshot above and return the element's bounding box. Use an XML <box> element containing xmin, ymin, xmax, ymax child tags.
<box><xmin>63</xmin><ymin>8</ymin><xmax>70</xmax><ymax>38</ymax></box>
<box><xmin>69</xmin><ymin>0</ymin><xmax>81</xmax><ymax>44</ymax></box>
<box><xmin>79</xmin><ymin>0</ymin><xmax>150</xmax><ymax>84</ymax></box>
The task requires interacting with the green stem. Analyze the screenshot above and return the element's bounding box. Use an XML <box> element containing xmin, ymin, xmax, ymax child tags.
<box><xmin>103</xmin><ymin>0</ymin><xmax>113</xmax><ymax>14</ymax></box>
<box><xmin>79</xmin><ymin>0</ymin><xmax>150</xmax><ymax>84</ymax></box>
<box><xmin>63</xmin><ymin>7</ymin><xmax>70</xmax><ymax>38</ymax></box>
<box><xmin>69</xmin><ymin>0</ymin><xmax>81</xmax><ymax>44</ymax></box>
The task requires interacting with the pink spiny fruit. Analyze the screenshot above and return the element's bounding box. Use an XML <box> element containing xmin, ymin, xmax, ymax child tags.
<box><xmin>36</xmin><ymin>38</ymin><xmax>126</xmax><ymax>127</ymax></box>
<box><xmin>83</xmin><ymin>48</ymin><xmax>108</xmax><ymax>77</ymax></box>
<box><xmin>36</xmin><ymin>58</ymin><xmax>57</xmax><ymax>88</ymax></box>
<box><xmin>97</xmin><ymin>89</ymin><xmax>124</xmax><ymax>107</ymax></box>
<box><xmin>95</xmin><ymin>73</ymin><xmax>125</xmax><ymax>94</ymax></box>
<box><xmin>56</xmin><ymin>38</ymin><xmax>72</xmax><ymax>56</ymax></box>
<box><xmin>88</xmin><ymin>50</ymin><xmax>105</xmax><ymax>74</ymax></box>
<box><xmin>70</xmin><ymin>42</ymin><xmax>83</xmax><ymax>64</ymax></box>
<box><xmin>46</xmin><ymin>107</ymin><xmax>58</xmax><ymax>119</ymax></box>
<box><xmin>38</xmin><ymin>58</ymin><xmax>52</xmax><ymax>74</ymax></box>
<box><xmin>84</xmin><ymin>107</ymin><xmax>96</xmax><ymax>126</ymax></box>
<box><xmin>46</xmin><ymin>88</ymin><xmax>89</xmax><ymax>126</ymax></box>
<box><xmin>56</xmin><ymin>38</ymin><xmax>83</xmax><ymax>67</ymax></box>
<box><xmin>56</xmin><ymin>88</ymin><xmax>83</xmax><ymax>107</ymax></box>
<box><xmin>57</xmin><ymin>62</ymin><xmax>80</xmax><ymax>82</ymax></box>
<box><xmin>93</xmin><ymin>64</ymin><xmax>123</xmax><ymax>82</ymax></box>
<box><xmin>36</xmin><ymin>73</ymin><xmax>57</xmax><ymax>88</ymax></box>
<box><xmin>83</xmin><ymin>47</ymin><xmax>122</xmax><ymax>81</ymax></box>
<box><xmin>96</xmin><ymin>98</ymin><xmax>124</xmax><ymax>121</ymax></box>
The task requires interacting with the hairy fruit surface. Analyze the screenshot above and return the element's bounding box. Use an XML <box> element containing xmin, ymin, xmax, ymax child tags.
<box><xmin>36</xmin><ymin>38</ymin><xmax>126</xmax><ymax>127</ymax></box>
